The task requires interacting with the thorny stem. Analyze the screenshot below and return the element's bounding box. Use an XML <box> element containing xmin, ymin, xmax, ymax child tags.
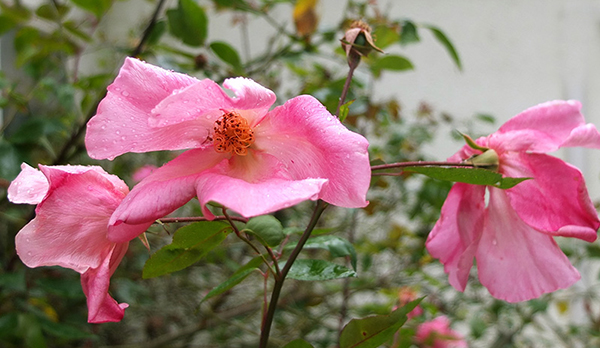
<box><xmin>259</xmin><ymin>200</ymin><xmax>329</xmax><ymax>348</ymax></box>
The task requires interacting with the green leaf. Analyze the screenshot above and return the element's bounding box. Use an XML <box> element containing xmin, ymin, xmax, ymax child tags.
<box><xmin>245</xmin><ymin>215</ymin><xmax>284</xmax><ymax>247</ymax></box>
<box><xmin>339</xmin><ymin>298</ymin><xmax>423</xmax><ymax>348</ymax></box>
<box><xmin>167</xmin><ymin>0</ymin><xmax>208</xmax><ymax>47</ymax></box>
<box><xmin>40</xmin><ymin>319</ymin><xmax>92</xmax><ymax>339</ymax></box>
<box><xmin>399</xmin><ymin>20</ymin><xmax>419</xmax><ymax>45</ymax></box>
<box><xmin>36</xmin><ymin>3</ymin><xmax>70</xmax><ymax>21</ymax></box>
<box><xmin>146</xmin><ymin>20</ymin><xmax>167</xmax><ymax>47</ymax></box>
<box><xmin>210</xmin><ymin>41</ymin><xmax>242</xmax><ymax>71</ymax></box>
<box><xmin>63</xmin><ymin>21</ymin><xmax>93</xmax><ymax>42</ymax></box>
<box><xmin>283</xmin><ymin>339</ymin><xmax>315</xmax><ymax>348</ymax></box>
<box><xmin>425</xmin><ymin>25</ymin><xmax>462</xmax><ymax>70</ymax></box>
<box><xmin>142</xmin><ymin>222</ymin><xmax>230</xmax><ymax>278</ymax></box>
<box><xmin>287</xmin><ymin>235</ymin><xmax>357</xmax><ymax>271</ymax></box>
<box><xmin>405</xmin><ymin>166</ymin><xmax>531</xmax><ymax>189</ymax></box>
<box><xmin>372</xmin><ymin>26</ymin><xmax>400</xmax><ymax>49</ymax></box>
<box><xmin>201</xmin><ymin>257</ymin><xmax>263</xmax><ymax>302</ymax></box>
<box><xmin>69</xmin><ymin>0</ymin><xmax>112</xmax><ymax>18</ymax></box>
<box><xmin>0</xmin><ymin>139</ymin><xmax>22</xmax><ymax>180</ymax></box>
<box><xmin>339</xmin><ymin>100</ymin><xmax>355</xmax><ymax>123</ymax></box>
<box><xmin>370</xmin><ymin>55</ymin><xmax>414</xmax><ymax>77</ymax></box>
<box><xmin>0</xmin><ymin>15</ymin><xmax>18</xmax><ymax>36</ymax></box>
<box><xmin>496</xmin><ymin>177</ymin><xmax>531</xmax><ymax>189</ymax></box>
<box><xmin>286</xmin><ymin>259</ymin><xmax>356</xmax><ymax>281</ymax></box>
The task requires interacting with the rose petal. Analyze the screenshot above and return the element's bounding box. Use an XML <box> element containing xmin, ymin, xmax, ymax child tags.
<box><xmin>254</xmin><ymin>95</ymin><xmax>370</xmax><ymax>208</ymax></box>
<box><xmin>85</xmin><ymin>57</ymin><xmax>204</xmax><ymax>160</ymax></box>
<box><xmin>426</xmin><ymin>183</ymin><xmax>485</xmax><ymax>291</ymax></box>
<box><xmin>476</xmin><ymin>188</ymin><xmax>580</xmax><ymax>302</ymax></box>
<box><xmin>501</xmin><ymin>152</ymin><xmax>599</xmax><ymax>242</ymax></box>
<box><xmin>8</xmin><ymin>163</ymin><xmax>49</xmax><ymax>204</ymax></box>
<box><xmin>560</xmin><ymin>123</ymin><xmax>600</xmax><ymax>149</ymax></box>
<box><xmin>108</xmin><ymin>148</ymin><xmax>227</xmax><ymax>242</ymax></box>
<box><xmin>16</xmin><ymin>168</ymin><xmax>126</xmax><ymax>272</ymax></box>
<box><xmin>491</xmin><ymin>100</ymin><xmax>586</xmax><ymax>152</ymax></box>
<box><xmin>81</xmin><ymin>242</ymin><xmax>129</xmax><ymax>323</ymax></box>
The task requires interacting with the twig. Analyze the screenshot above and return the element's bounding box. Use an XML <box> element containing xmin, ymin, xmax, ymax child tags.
<box><xmin>259</xmin><ymin>200</ymin><xmax>328</xmax><ymax>348</ymax></box>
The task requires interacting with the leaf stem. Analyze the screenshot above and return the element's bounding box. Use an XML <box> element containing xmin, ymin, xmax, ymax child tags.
<box><xmin>258</xmin><ymin>200</ymin><xmax>328</xmax><ymax>348</ymax></box>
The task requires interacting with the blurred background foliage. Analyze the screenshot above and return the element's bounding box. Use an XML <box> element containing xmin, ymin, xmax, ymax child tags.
<box><xmin>0</xmin><ymin>0</ymin><xmax>598</xmax><ymax>347</ymax></box>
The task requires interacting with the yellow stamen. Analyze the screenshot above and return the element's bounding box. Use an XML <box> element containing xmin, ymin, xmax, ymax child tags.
<box><xmin>211</xmin><ymin>111</ymin><xmax>255</xmax><ymax>156</ymax></box>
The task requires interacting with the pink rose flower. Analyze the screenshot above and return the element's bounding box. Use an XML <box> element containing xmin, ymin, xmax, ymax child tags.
<box><xmin>427</xmin><ymin>100</ymin><xmax>600</xmax><ymax>302</ymax></box>
<box><xmin>397</xmin><ymin>286</ymin><xmax>423</xmax><ymax>319</ymax></box>
<box><xmin>85</xmin><ymin>58</ymin><xmax>371</xmax><ymax>243</ymax></box>
<box><xmin>8</xmin><ymin>163</ymin><xmax>151</xmax><ymax>323</ymax></box>
<box><xmin>415</xmin><ymin>316</ymin><xmax>467</xmax><ymax>348</ymax></box>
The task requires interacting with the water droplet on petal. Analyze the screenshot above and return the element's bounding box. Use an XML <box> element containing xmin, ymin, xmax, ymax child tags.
<box><xmin>101</xmin><ymin>125</ymin><xmax>106</xmax><ymax>130</ymax></box>
<box><xmin>27</xmin><ymin>252</ymin><xmax>32</xmax><ymax>256</ymax></box>
<box><xmin>121</xmin><ymin>136</ymin><xmax>126</xmax><ymax>141</ymax></box>
<box><xmin>116</xmin><ymin>130</ymin><xmax>120</xmax><ymax>135</ymax></box>
<box><xmin>492</xmin><ymin>239</ymin><xmax>497</xmax><ymax>246</ymax></box>
<box><xmin>122</xmin><ymin>90</ymin><xmax>130</xmax><ymax>97</ymax></box>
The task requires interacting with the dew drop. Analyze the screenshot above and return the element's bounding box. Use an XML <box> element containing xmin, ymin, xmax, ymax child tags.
<box><xmin>26</xmin><ymin>238</ymin><xmax>30</xmax><ymax>243</ymax></box>
<box><xmin>101</xmin><ymin>125</ymin><xmax>106</xmax><ymax>130</ymax></box>
<box><xmin>121</xmin><ymin>136</ymin><xmax>126</xmax><ymax>141</ymax></box>
<box><xmin>122</xmin><ymin>90</ymin><xmax>130</xmax><ymax>97</ymax></box>
<box><xmin>27</xmin><ymin>252</ymin><xmax>32</xmax><ymax>256</ymax></box>
<box><xmin>492</xmin><ymin>239</ymin><xmax>497</xmax><ymax>246</ymax></box>
<box><xmin>116</xmin><ymin>130</ymin><xmax>120</xmax><ymax>135</ymax></box>
<box><xmin>183</xmin><ymin>100</ymin><xmax>189</xmax><ymax>104</ymax></box>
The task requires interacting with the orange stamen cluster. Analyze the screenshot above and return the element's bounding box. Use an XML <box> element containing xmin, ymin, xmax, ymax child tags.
<box><xmin>212</xmin><ymin>110</ymin><xmax>255</xmax><ymax>156</ymax></box>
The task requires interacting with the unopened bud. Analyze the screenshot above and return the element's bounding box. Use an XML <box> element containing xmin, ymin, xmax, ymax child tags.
<box><xmin>341</xmin><ymin>20</ymin><xmax>383</xmax><ymax>67</ymax></box>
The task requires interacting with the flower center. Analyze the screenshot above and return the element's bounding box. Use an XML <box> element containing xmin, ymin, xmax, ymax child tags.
<box><xmin>211</xmin><ymin>110</ymin><xmax>255</xmax><ymax>156</ymax></box>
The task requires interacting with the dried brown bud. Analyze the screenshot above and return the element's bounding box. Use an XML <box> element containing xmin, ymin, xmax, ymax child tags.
<box><xmin>340</xmin><ymin>20</ymin><xmax>383</xmax><ymax>63</ymax></box>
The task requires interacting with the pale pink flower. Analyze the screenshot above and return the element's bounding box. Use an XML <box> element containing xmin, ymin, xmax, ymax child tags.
<box><xmin>85</xmin><ymin>58</ymin><xmax>371</xmax><ymax>243</ymax></box>
<box><xmin>415</xmin><ymin>316</ymin><xmax>467</xmax><ymax>348</ymax></box>
<box><xmin>427</xmin><ymin>100</ymin><xmax>600</xmax><ymax>302</ymax></box>
<box><xmin>8</xmin><ymin>163</ymin><xmax>151</xmax><ymax>323</ymax></box>
<box><xmin>398</xmin><ymin>286</ymin><xmax>423</xmax><ymax>319</ymax></box>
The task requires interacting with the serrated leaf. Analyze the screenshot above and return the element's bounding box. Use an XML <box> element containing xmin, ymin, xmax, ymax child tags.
<box><xmin>210</xmin><ymin>41</ymin><xmax>242</xmax><ymax>71</ymax></box>
<box><xmin>245</xmin><ymin>215</ymin><xmax>284</xmax><ymax>247</ymax></box>
<box><xmin>201</xmin><ymin>257</ymin><xmax>263</xmax><ymax>302</ymax></box>
<box><xmin>425</xmin><ymin>25</ymin><xmax>461</xmax><ymax>70</ymax></box>
<box><xmin>283</xmin><ymin>339</ymin><xmax>315</xmax><ymax>348</ymax></box>
<box><xmin>167</xmin><ymin>0</ymin><xmax>208</xmax><ymax>47</ymax></box>
<box><xmin>142</xmin><ymin>222</ymin><xmax>230</xmax><ymax>278</ymax></box>
<box><xmin>286</xmin><ymin>259</ymin><xmax>356</xmax><ymax>281</ymax></box>
<box><xmin>339</xmin><ymin>298</ymin><xmax>423</xmax><ymax>348</ymax></box>
<box><xmin>399</xmin><ymin>20</ymin><xmax>419</xmax><ymax>45</ymax></box>
<box><xmin>287</xmin><ymin>235</ymin><xmax>357</xmax><ymax>271</ymax></box>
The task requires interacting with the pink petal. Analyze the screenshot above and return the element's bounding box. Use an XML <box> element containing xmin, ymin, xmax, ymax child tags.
<box><xmin>489</xmin><ymin>100</ymin><xmax>598</xmax><ymax>153</ymax></box>
<box><xmin>81</xmin><ymin>242</ymin><xmax>129</xmax><ymax>323</ymax></box>
<box><xmin>476</xmin><ymin>188</ymin><xmax>580</xmax><ymax>302</ymax></box>
<box><xmin>16</xmin><ymin>167</ymin><xmax>126</xmax><ymax>272</ymax></box>
<box><xmin>501</xmin><ymin>152</ymin><xmax>599</xmax><ymax>242</ymax></box>
<box><xmin>148</xmin><ymin>77</ymin><xmax>276</xmax><ymax>128</ymax></box>
<box><xmin>85</xmin><ymin>57</ymin><xmax>203</xmax><ymax>160</ymax></box>
<box><xmin>254</xmin><ymin>95</ymin><xmax>370</xmax><ymax>208</ymax></box>
<box><xmin>426</xmin><ymin>183</ymin><xmax>485</xmax><ymax>291</ymax></box>
<box><xmin>108</xmin><ymin>148</ymin><xmax>227</xmax><ymax>242</ymax></box>
<box><xmin>196</xmin><ymin>173</ymin><xmax>327</xmax><ymax>220</ymax></box>
<box><xmin>8</xmin><ymin>163</ymin><xmax>49</xmax><ymax>204</ymax></box>
<box><xmin>560</xmin><ymin>123</ymin><xmax>600</xmax><ymax>148</ymax></box>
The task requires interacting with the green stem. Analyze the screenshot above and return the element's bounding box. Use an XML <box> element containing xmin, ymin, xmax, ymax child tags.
<box><xmin>258</xmin><ymin>200</ymin><xmax>328</xmax><ymax>348</ymax></box>
<box><xmin>371</xmin><ymin>161</ymin><xmax>475</xmax><ymax>172</ymax></box>
<box><xmin>335</xmin><ymin>60</ymin><xmax>358</xmax><ymax>117</ymax></box>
